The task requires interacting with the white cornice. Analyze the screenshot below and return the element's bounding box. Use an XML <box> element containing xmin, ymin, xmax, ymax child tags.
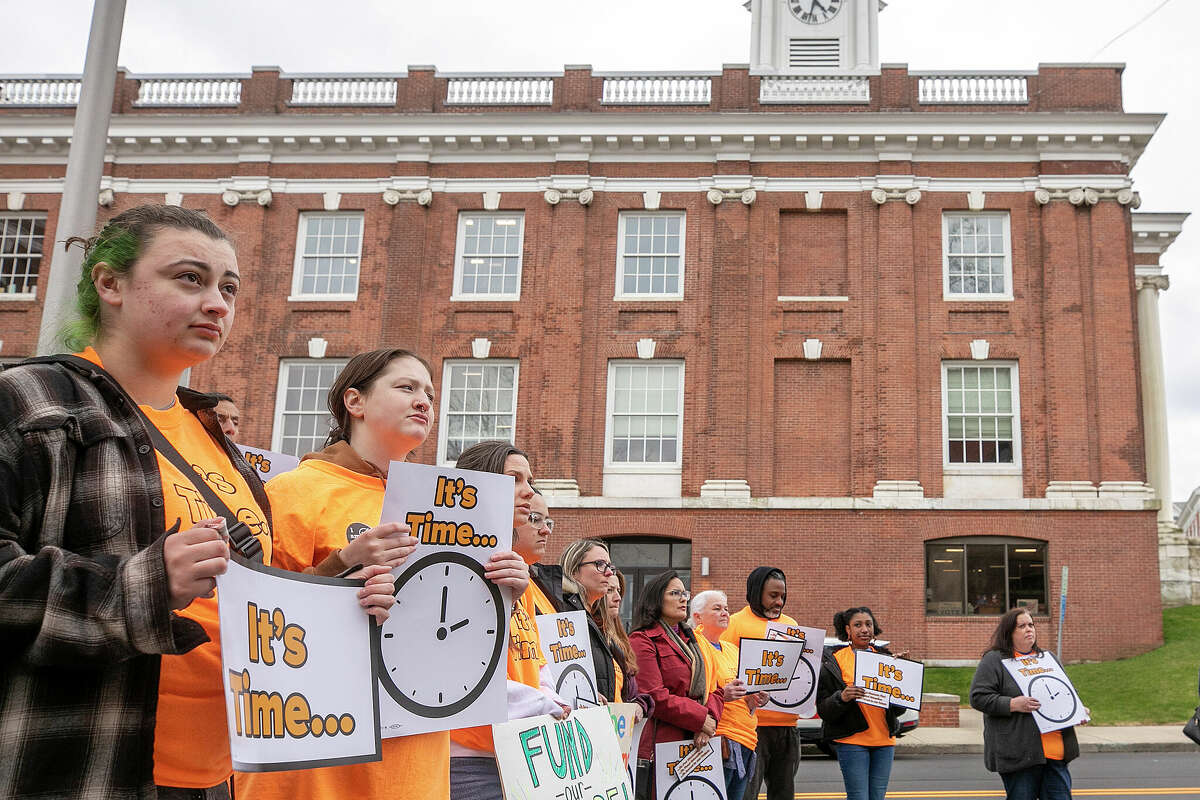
<box><xmin>0</xmin><ymin>173</ymin><xmax>1139</xmax><ymax>198</ymax></box>
<box><xmin>0</xmin><ymin>111</ymin><xmax>1163</xmax><ymax>167</ymax></box>
<box><xmin>540</xmin><ymin>495</ymin><xmax>1158</xmax><ymax>512</ymax></box>
<box><xmin>1131</xmin><ymin>212</ymin><xmax>1190</xmax><ymax>256</ymax></box>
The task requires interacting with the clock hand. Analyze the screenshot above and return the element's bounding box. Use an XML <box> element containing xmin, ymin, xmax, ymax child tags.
<box><xmin>449</xmin><ymin>618</ymin><xmax>470</xmax><ymax>632</ymax></box>
<box><xmin>812</xmin><ymin>0</ymin><xmax>828</xmax><ymax>14</ymax></box>
<box><xmin>440</xmin><ymin>584</ymin><xmax>448</xmax><ymax>623</ymax></box>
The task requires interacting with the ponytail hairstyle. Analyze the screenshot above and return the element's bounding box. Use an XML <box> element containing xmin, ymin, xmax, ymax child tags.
<box><xmin>833</xmin><ymin>606</ymin><xmax>881</xmax><ymax>642</ymax></box>
<box><xmin>61</xmin><ymin>204</ymin><xmax>231</xmax><ymax>351</ymax></box>
<box><xmin>324</xmin><ymin>347</ymin><xmax>432</xmax><ymax>447</ymax></box>
<box><xmin>984</xmin><ymin>607</ymin><xmax>1039</xmax><ymax>657</ymax></box>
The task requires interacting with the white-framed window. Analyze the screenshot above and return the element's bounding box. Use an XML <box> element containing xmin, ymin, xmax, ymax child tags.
<box><xmin>943</xmin><ymin>212</ymin><xmax>1012</xmax><ymax>300</ymax></box>
<box><xmin>289</xmin><ymin>212</ymin><xmax>364</xmax><ymax>301</ymax></box>
<box><xmin>942</xmin><ymin>362</ymin><xmax>1021</xmax><ymax>470</ymax></box>
<box><xmin>615</xmin><ymin>212</ymin><xmax>685</xmax><ymax>300</ymax></box>
<box><xmin>272</xmin><ymin>359</ymin><xmax>348</xmax><ymax>457</ymax></box>
<box><xmin>438</xmin><ymin>360</ymin><xmax>519</xmax><ymax>465</ymax></box>
<box><xmin>0</xmin><ymin>213</ymin><xmax>46</xmax><ymax>299</ymax></box>
<box><xmin>604</xmin><ymin>360</ymin><xmax>684</xmax><ymax>469</ymax></box>
<box><xmin>452</xmin><ymin>212</ymin><xmax>525</xmax><ymax>300</ymax></box>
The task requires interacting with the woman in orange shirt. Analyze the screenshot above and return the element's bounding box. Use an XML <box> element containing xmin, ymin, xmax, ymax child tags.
<box><xmin>235</xmin><ymin>349</ymin><xmax>528</xmax><ymax>800</ymax></box>
<box><xmin>815</xmin><ymin>607</ymin><xmax>906</xmax><ymax>800</ymax></box>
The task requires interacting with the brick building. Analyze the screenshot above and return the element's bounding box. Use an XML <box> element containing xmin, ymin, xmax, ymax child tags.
<box><xmin>0</xmin><ymin>0</ymin><xmax>1189</xmax><ymax>661</ymax></box>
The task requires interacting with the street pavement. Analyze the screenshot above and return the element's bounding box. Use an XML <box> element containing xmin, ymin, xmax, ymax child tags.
<box><xmin>893</xmin><ymin>708</ymin><xmax>1198</xmax><ymax>755</ymax></box>
<box><xmin>780</xmin><ymin>752</ymin><xmax>1200</xmax><ymax>798</ymax></box>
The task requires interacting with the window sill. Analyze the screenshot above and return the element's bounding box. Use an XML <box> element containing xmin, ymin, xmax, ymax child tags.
<box><xmin>943</xmin><ymin>296</ymin><xmax>1014</xmax><ymax>305</ymax></box>
<box><xmin>0</xmin><ymin>293</ymin><xmax>37</xmax><ymax>302</ymax></box>
<box><xmin>451</xmin><ymin>294</ymin><xmax>521</xmax><ymax>303</ymax></box>
<box><xmin>287</xmin><ymin>295</ymin><xmax>358</xmax><ymax>303</ymax></box>
<box><xmin>614</xmin><ymin>295</ymin><xmax>684</xmax><ymax>303</ymax></box>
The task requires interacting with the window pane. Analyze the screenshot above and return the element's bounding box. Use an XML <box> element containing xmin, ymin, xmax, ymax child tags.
<box><xmin>966</xmin><ymin>544</ymin><xmax>1007</xmax><ymax>615</ymax></box>
<box><xmin>1008</xmin><ymin>544</ymin><xmax>1047</xmax><ymax>615</ymax></box>
<box><xmin>945</xmin><ymin>214</ymin><xmax>1010</xmax><ymax>296</ymax></box>
<box><xmin>925</xmin><ymin>544</ymin><xmax>965</xmax><ymax>615</ymax></box>
<box><xmin>442</xmin><ymin>360</ymin><xmax>519</xmax><ymax>462</ymax></box>
<box><xmin>457</xmin><ymin>213</ymin><xmax>523</xmax><ymax>297</ymax></box>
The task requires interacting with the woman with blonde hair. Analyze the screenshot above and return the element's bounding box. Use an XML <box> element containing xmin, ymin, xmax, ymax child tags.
<box><xmin>560</xmin><ymin>538</ymin><xmax>624</xmax><ymax>703</ymax></box>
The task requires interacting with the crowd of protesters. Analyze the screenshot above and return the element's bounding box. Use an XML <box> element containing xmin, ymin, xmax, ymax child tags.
<box><xmin>0</xmin><ymin>206</ymin><xmax>1089</xmax><ymax>800</ymax></box>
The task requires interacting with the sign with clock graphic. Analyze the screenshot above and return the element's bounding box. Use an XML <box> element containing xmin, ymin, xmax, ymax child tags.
<box><xmin>655</xmin><ymin>738</ymin><xmax>727</xmax><ymax>800</ymax></box>
<box><xmin>494</xmin><ymin>706</ymin><xmax>633</xmax><ymax>800</ymax></box>
<box><xmin>216</xmin><ymin>556</ymin><xmax>382</xmax><ymax>772</ymax></box>
<box><xmin>788</xmin><ymin>0</ymin><xmax>842</xmax><ymax>25</ymax></box>
<box><xmin>535</xmin><ymin>610</ymin><xmax>600</xmax><ymax>709</ymax></box>
<box><xmin>375</xmin><ymin>462</ymin><xmax>516</xmax><ymax>738</ymax></box>
<box><xmin>762</xmin><ymin>622</ymin><xmax>825</xmax><ymax>717</ymax></box>
<box><xmin>736</xmin><ymin>636</ymin><xmax>804</xmax><ymax>695</ymax></box>
<box><xmin>852</xmin><ymin>650</ymin><xmax>925</xmax><ymax>711</ymax></box>
<box><xmin>1002</xmin><ymin>651</ymin><xmax>1089</xmax><ymax>733</ymax></box>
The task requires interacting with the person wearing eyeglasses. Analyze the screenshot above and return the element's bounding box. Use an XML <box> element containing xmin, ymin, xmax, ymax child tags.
<box><xmin>629</xmin><ymin>570</ymin><xmax>724</xmax><ymax>800</ymax></box>
<box><xmin>559</xmin><ymin>538</ymin><xmax>625</xmax><ymax>704</ymax></box>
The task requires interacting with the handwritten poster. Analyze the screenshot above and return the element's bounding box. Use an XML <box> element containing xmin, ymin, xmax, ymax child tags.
<box><xmin>495</xmin><ymin>706</ymin><xmax>632</xmax><ymax>800</ymax></box>
<box><xmin>216</xmin><ymin>556</ymin><xmax>381</xmax><ymax>772</ymax></box>
<box><xmin>375</xmin><ymin>462</ymin><xmax>515</xmax><ymax>737</ymax></box>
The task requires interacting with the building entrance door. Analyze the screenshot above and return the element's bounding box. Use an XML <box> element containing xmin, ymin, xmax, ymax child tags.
<box><xmin>606</xmin><ymin>538</ymin><xmax>691</xmax><ymax>630</ymax></box>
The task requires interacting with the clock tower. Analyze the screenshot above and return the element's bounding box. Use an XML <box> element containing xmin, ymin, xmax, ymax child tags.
<box><xmin>747</xmin><ymin>0</ymin><xmax>881</xmax><ymax>75</ymax></box>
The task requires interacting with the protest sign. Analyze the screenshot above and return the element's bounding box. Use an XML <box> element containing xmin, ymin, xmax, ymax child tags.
<box><xmin>216</xmin><ymin>556</ymin><xmax>381</xmax><ymax>772</ymax></box>
<box><xmin>853</xmin><ymin>650</ymin><xmax>925</xmax><ymax>711</ymax></box>
<box><xmin>736</xmin><ymin>637</ymin><xmax>804</xmax><ymax>693</ymax></box>
<box><xmin>1002</xmin><ymin>651</ymin><xmax>1088</xmax><ymax>733</ymax></box>
<box><xmin>536</xmin><ymin>610</ymin><xmax>600</xmax><ymax>708</ymax></box>
<box><xmin>236</xmin><ymin>444</ymin><xmax>300</xmax><ymax>481</ymax></box>
<box><xmin>495</xmin><ymin>706</ymin><xmax>632</xmax><ymax>800</ymax></box>
<box><xmin>607</xmin><ymin>703</ymin><xmax>641</xmax><ymax>793</ymax></box>
<box><xmin>762</xmin><ymin>622</ymin><xmax>824</xmax><ymax>716</ymax></box>
<box><xmin>375</xmin><ymin>462</ymin><xmax>514</xmax><ymax>738</ymax></box>
<box><xmin>655</xmin><ymin>739</ymin><xmax>726</xmax><ymax>800</ymax></box>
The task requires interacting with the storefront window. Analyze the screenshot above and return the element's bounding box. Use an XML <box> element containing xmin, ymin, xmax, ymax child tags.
<box><xmin>925</xmin><ymin>538</ymin><xmax>1046</xmax><ymax>616</ymax></box>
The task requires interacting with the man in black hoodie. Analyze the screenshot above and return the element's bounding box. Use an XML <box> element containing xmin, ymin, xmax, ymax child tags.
<box><xmin>720</xmin><ymin>567</ymin><xmax>800</xmax><ymax>800</ymax></box>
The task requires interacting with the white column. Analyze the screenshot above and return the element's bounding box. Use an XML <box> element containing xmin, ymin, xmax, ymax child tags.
<box><xmin>1136</xmin><ymin>273</ymin><xmax>1174</xmax><ymax>528</ymax></box>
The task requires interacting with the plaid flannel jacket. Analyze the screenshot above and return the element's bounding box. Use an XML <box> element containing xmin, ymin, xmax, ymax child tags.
<box><xmin>0</xmin><ymin>356</ymin><xmax>271</xmax><ymax>799</ymax></box>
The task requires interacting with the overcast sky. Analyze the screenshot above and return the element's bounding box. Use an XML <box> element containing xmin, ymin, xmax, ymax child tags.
<box><xmin>4</xmin><ymin>0</ymin><xmax>1196</xmax><ymax>502</ymax></box>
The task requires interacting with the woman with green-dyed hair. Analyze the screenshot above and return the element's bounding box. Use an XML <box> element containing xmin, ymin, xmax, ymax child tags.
<box><xmin>0</xmin><ymin>204</ymin><xmax>396</xmax><ymax>798</ymax></box>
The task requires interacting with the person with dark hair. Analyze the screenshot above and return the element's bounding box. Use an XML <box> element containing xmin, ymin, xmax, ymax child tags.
<box><xmin>597</xmin><ymin>569</ymin><xmax>643</xmax><ymax>705</ymax></box>
<box><xmin>0</xmin><ymin>205</ymin><xmax>369</xmax><ymax>799</ymax></box>
<box><xmin>235</xmin><ymin>347</ymin><xmax>495</xmax><ymax>800</ymax></box>
<box><xmin>211</xmin><ymin>392</ymin><xmax>240</xmax><ymax>441</ymax></box>
<box><xmin>970</xmin><ymin>608</ymin><xmax>1087</xmax><ymax>800</ymax></box>
<box><xmin>450</xmin><ymin>440</ymin><xmax>564</xmax><ymax>800</ymax></box>
<box><xmin>629</xmin><ymin>570</ymin><xmax>724</xmax><ymax>800</ymax></box>
<box><xmin>721</xmin><ymin>566</ymin><xmax>800</xmax><ymax>800</ymax></box>
<box><xmin>816</xmin><ymin>606</ymin><xmax>906</xmax><ymax>800</ymax></box>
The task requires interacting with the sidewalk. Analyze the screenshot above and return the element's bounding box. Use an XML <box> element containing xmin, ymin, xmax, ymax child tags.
<box><xmin>891</xmin><ymin>708</ymin><xmax>1197</xmax><ymax>755</ymax></box>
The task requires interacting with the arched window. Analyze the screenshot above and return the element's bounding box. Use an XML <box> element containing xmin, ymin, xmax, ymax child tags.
<box><xmin>925</xmin><ymin>537</ymin><xmax>1046</xmax><ymax>617</ymax></box>
<box><xmin>606</xmin><ymin>538</ymin><xmax>691</xmax><ymax>629</ymax></box>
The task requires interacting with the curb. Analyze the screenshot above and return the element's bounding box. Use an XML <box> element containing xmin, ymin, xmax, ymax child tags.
<box><xmin>804</xmin><ymin>742</ymin><xmax>1199</xmax><ymax>757</ymax></box>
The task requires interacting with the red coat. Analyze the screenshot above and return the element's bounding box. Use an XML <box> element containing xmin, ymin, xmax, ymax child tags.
<box><xmin>629</xmin><ymin>624</ymin><xmax>725</xmax><ymax>762</ymax></box>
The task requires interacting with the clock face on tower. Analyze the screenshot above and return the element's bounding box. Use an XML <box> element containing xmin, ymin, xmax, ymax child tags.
<box><xmin>375</xmin><ymin>551</ymin><xmax>506</xmax><ymax>718</ymax></box>
<box><xmin>788</xmin><ymin>0</ymin><xmax>843</xmax><ymax>25</ymax></box>
<box><xmin>1027</xmin><ymin>675</ymin><xmax>1079</xmax><ymax>724</ymax></box>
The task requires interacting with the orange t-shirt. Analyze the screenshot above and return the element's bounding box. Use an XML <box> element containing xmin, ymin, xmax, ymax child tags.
<box><xmin>450</xmin><ymin>582</ymin><xmax>547</xmax><ymax>754</ymax></box>
<box><xmin>234</xmin><ymin>456</ymin><xmax>449</xmax><ymax>800</ymax></box>
<box><xmin>76</xmin><ymin>349</ymin><xmax>274</xmax><ymax>788</ymax></box>
<box><xmin>721</xmin><ymin>607</ymin><xmax>800</xmax><ymax>728</ymax></box>
<box><xmin>1013</xmin><ymin>651</ymin><xmax>1065</xmax><ymax>761</ymax></box>
<box><xmin>528</xmin><ymin>573</ymin><xmax>558</xmax><ymax>617</ymax></box>
<box><xmin>833</xmin><ymin>646</ymin><xmax>896</xmax><ymax>747</ymax></box>
<box><xmin>697</xmin><ymin>632</ymin><xmax>758</xmax><ymax>750</ymax></box>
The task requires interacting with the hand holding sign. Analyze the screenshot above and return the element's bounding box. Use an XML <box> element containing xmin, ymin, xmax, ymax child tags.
<box><xmin>339</xmin><ymin>521</ymin><xmax>418</xmax><ymax>571</ymax></box>
<box><xmin>1002</xmin><ymin>651</ymin><xmax>1088</xmax><ymax>733</ymax></box>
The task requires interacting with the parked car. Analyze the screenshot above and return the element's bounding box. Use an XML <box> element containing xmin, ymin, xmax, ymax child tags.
<box><xmin>795</xmin><ymin>638</ymin><xmax>920</xmax><ymax>757</ymax></box>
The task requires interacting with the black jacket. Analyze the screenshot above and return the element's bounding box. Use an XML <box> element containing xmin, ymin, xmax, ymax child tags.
<box><xmin>815</xmin><ymin>644</ymin><xmax>905</xmax><ymax>743</ymax></box>
<box><xmin>969</xmin><ymin>649</ymin><xmax>1079</xmax><ymax>773</ymax></box>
